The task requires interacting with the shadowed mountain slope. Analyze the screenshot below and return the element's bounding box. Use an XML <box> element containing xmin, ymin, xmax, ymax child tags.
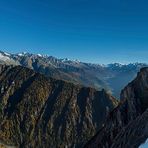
<box><xmin>0</xmin><ymin>65</ymin><xmax>117</xmax><ymax>148</ymax></box>
<box><xmin>85</xmin><ymin>67</ymin><xmax>148</xmax><ymax>148</ymax></box>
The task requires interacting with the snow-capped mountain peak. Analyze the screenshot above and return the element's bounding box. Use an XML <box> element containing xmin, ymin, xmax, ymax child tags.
<box><xmin>0</xmin><ymin>51</ymin><xmax>11</xmax><ymax>61</ymax></box>
<box><xmin>0</xmin><ymin>53</ymin><xmax>10</xmax><ymax>61</ymax></box>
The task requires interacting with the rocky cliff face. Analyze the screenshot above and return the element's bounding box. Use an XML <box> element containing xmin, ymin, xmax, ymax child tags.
<box><xmin>85</xmin><ymin>67</ymin><xmax>148</xmax><ymax>148</ymax></box>
<box><xmin>0</xmin><ymin>65</ymin><xmax>117</xmax><ymax>148</ymax></box>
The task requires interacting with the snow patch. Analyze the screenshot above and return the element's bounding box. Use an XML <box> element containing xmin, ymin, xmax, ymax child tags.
<box><xmin>139</xmin><ymin>139</ymin><xmax>148</xmax><ymax>148</ymax></box>
<box><xmin>18</xmin><ymin>53</ymin><xmax>23</xmax><ymax>56</ymax></box>
<box><xmin>37</xmin><ymin>54</ymin><xmax>42</xmax><ymax>57</ymax></box>
<box><xmin>0</xmin><ymin>53</ymin><xmax>10</xmax><ymax>61</ymax></box>
<box><xmin>4</xmin><ymin>52</ymin><xmax>10</xmax><ymax>56</ymax></box>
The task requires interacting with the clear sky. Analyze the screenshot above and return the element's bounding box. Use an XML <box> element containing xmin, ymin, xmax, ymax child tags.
<box><xmin>0</xmin><ymin>0</ymin><xmax>148</xmax><ymax>64</ymax></box>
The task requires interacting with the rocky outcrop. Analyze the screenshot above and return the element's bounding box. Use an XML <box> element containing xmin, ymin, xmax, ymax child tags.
<box><xmin>111</xmin><ymin>109</ymin><xmax>148</xmax><ymax>148</ymax></box>
<box><xmin>0</xmin><ymin>65</ymin><xmax>117</xmax><ymax>148</ymax></box>
<box><xmin>85</xmin><ymin>67</ymin><xmax>148</xmax><ymax>148</ymax></box>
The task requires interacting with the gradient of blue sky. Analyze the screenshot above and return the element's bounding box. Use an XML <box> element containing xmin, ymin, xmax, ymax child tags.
<box><xmin>0</xmin><ymin>0</ymin><xmax>148</xmax><ymax>63</ymax></box>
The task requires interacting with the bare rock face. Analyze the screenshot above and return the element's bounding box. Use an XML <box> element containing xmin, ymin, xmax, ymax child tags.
<box><xmin>0</xmin><ymin>65</ymin><xmax>117</xmax><ymax>148</ymax></box>
<box><xmin>111</xmin><ymin>109</ymin><xmax>148</xmax><ymax>148</ymax></box>
<box><xmin>120</xmin><ymin>67</ymin><xmax>148</xmax><ymax>117</ymax></box>
<box><xmin>85</xmin><ymin>67</ymin><xmax>148</xmax><ymax>148</ymax></box>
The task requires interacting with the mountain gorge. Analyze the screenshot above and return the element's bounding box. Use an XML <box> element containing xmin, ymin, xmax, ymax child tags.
<box><xmin>0</xmin><ymin>65</ymin><xmax>117</xmax><ymax>148</ymax></box>
<box><xmin>0</xmin><ymin>51</ymin><xmax>148</xmax><ymax>148</ymax></box>
<box><xmin>0</xmin><ymin>51</ymin><xmax>147</xmax><ymax>98</ymax></box>
<box><xmin>85</xmin><ymin>67</ymin><xmax>148</xmax><ymax>148</ymax></box>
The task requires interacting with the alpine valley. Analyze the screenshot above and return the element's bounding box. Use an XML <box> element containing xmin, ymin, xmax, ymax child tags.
<box><xmin>0</xmin><ymin>50</ymin><xmax>148</xmax><ymax>148</ymax></box>
<box><xmin>0</xmin><ymin>51</ymin><xmax>147</xmax><ymax>98</ymax></box>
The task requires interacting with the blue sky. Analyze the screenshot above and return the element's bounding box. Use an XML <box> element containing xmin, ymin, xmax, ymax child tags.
<box><xmin>0</xmin><ymin>0</ymin><xmax>148</xmax><ymax>64</ymax></box>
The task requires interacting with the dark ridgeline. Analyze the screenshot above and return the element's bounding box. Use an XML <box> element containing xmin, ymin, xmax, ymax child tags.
<box><xmin>85</xmin><ymin>68</ymin><xmax>148</xmax><ymax>148</ymax></box>
<box><xmin>0</xmin><ymin>65</ymin><xmax>117</xmax><ymax>148</ymax></box>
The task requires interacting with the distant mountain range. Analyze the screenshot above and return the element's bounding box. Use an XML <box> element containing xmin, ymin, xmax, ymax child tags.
<box><xmin>0</xmin><ymin>50</ymin><xmax>147</xmax><ymax>98</ymax></box>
